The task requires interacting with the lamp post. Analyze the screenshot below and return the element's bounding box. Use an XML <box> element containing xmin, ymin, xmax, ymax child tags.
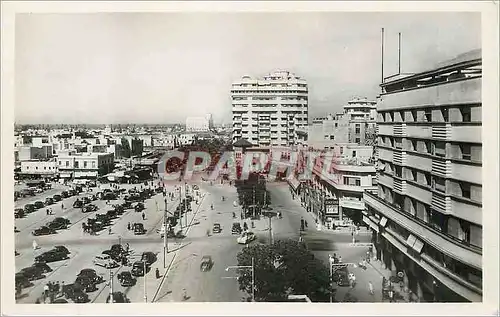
<box><xmin>163</xmin><ymin>199</ymin><xmax>169</xmax><ymax>268</ymax></box>
<box><xmin>109</xmin><ymin>270</ymin><xmax>114</xmax><ymax>304</ymax></box>
<box><xmin>225</xmin><ymin>257</ymin><xmax>255</xmax><ymax>302</ymax></box>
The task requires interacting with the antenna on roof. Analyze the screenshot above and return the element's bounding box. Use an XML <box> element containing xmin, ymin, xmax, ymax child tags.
<box><xmin>398</xmin><ymin>32</ymin><xmax>402</xmax><ymax>75</ymax></box>
<box><xmin>381</xmin><ymin>28</ymin><xmax>385</xmax><ymax>87</ymax></box>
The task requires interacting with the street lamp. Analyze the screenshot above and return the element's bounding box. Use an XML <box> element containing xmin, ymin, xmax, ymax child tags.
<box><xmin>225</xmin><ymin>257</ymin><xmax>255</xmax><ymax>302</ymax></box>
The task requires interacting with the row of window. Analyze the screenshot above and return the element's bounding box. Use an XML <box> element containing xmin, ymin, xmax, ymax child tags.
<box><xmin>231</xmin><ymin>90</ymin><xmax>308</xmax><ymax>94</ymax></box>
<box><xmin>382</xmin><ymin>214</ymin><xmax>482</xmax><ymax>288</ymax></box>
<box><xmin>24</xmin><ymin>165</ymin><xmax>55</xmax><ymax>170</ymax></box>
<box><xmin>378</xmin><ymin>105</ymin><xmax>478</xmax><ymax>123</ymax></box>
<box><xmin>379</xmin><ymin>161</ymin><xmax>480</xmax><ymax>201</ymax></box>
<box><xmin>378</xmin><ymin>138</ymin><xmax>481</xmax><ymax>162</ymax></box>
<box><xmin>376</xmin><ymin>184</ymin><xmax>481</xmax><ymax>248</ymax></box>
<box><xmin>232</xmin><ymin>104</ymin><xmax>307</xmax><ymax>108</ymax></box>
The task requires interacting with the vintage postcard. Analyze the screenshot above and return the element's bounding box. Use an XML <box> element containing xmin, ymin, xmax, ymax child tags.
<box><xmin>1</xmin><ymin>1</ymin><xmax>498</xmax><ymax>316</ymax></box>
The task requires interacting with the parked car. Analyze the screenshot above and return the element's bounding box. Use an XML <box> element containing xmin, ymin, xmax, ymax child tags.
<box><xmin>62</xmin><ymin>284</ymin><xmax>89</xmax><ymax>303</ymax></box>
<box><xmin>141</xmin><ymin>252</ymin><xmax>157</xmax><ymax>266</ymax></box>
<box><xmin>134</xmin><ymin>202</ymin><xmax>145</xmax><ymax>212</ymax></box>
<box><xmin>31</xmin><ymin>262</ymin><xmax>53</xmax><ymax>274</ymax></box>
<box><xmin>35</xmin><ymin>250</ymin><xmax>69</xmax><ymax>263</ymax></box>
<box><xmin>237</xmin><ymin>232</ymin><xmax>256</xmax><ymax>245</ymax></box>
<box><xmin>45</xmin><ymin>197</ymin><xmax>54</xmax><ymax>205</ymax></box>
<box><xmin>133</xmin><ymin>223</ymin><xmax>146</xmax><ymax>235</ymax></box>
<box><xmin>117</xmin><ymin>271</ymin><xmax>136</xmax><ymax>287</ymax></box>
<box><xmin>68</xmin><ymin>189</ymin><xmax>77</xmax><ymax>196</ymax></box>
<box><xmin>200</xmin><ymin>255</ymin><xmax>213</xmax><ymax>272</ymax></box>
<box><xmin>131</xmin><ymin>261</ymin><xmax>147</xmax><ymax>277</ymax></box>
<box><xmin>32</xmin><ymin>226</ymin><xmax>57</xmax><ymax>236</ymax></box>
<box><xmin>18</xmin><ymin>266</ymin><xmax>46</xmax><ymax>281</ymax></box>
<box><xmin>53</xmin><ymin>246</ymin><xmax>70</xmax><ymax>256</ymax></box>
<box><xmin>61</xmin><ymin>191</ymin><xmax>69</xmax><ymax>198</ymax></box>
<box><xmin>24</xmin><ymin>204</ymin><xmax>36</xmax><ymax>213</ymax></box>
<box><xmin>15</xmin><ymin>208</ymin><xmax>25</xmax><ymax>219</ymax></box>
<box><xmin>102</xmin><ymin>192</ymin><xmax>117</xmax><ymax>201</ymax></box>
<box><xmin>74</xmin><ymin>276</ymin><xmax>98</xmax><ymax>292</ymax></box>
<box><xmin>77</xmin><ymin>268</ymin><xmax>104</xmax><ymax>284</ymax></box>
<box><xmin>33</xmin><ymin>201</ymin><xmax>44</xmax><ymax>209</ymax></box>
<box><xmin>47</xmin><ymin>217</ymin><xmax>70</xmax><ymax>230</ymax></box>
<box><xmin>15</xmin><ymin>273</ymin><xmax>32</xmax><ymax>289</ymax></box>
<box><xmin>82</xmin><ymin>197</ymin><xmax>91</xmax><ymax>205</ymax></box>
<box><xmin>93</xmin><ymin>254</ymin><xmax>119</xmax><ymax>269</ymax></box>
<box><xmin>231</xmin><ymin>223</ymin><xmax>242</xmax><ymax>235</ymax></box>
<box><xmin>73</xmin><ymin>199</ymin><xmax>83</xmax><ymax>208</ymax></box>
<box><xmin>212</xmin><ymin>223</ymin><xmax>222</xmax><ymax>234</ymax></box>
<box><xmin>106</xmin><ymin>292</ymin><xmax>129</xmax><ymax>303</ymax></box>
<box><xmin>81</xmin><ymin>204</ymin><xmax>96</xmax><ymax>213</ymax></box>
<box><xmin>52</xmin><ymin>194</ymin><xmax>62</xmax><ymax>202</ymax></box>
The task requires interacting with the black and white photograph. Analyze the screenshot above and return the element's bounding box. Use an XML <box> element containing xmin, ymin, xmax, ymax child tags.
<box><xmin>1</xmin><ymin>1</ymin><xmax>498</xmax><ymax>316</ymax></box>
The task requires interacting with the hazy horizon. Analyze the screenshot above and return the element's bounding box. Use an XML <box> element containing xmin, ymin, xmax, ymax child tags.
<box><xmin>15</xmin><ymin>12</ymin><xmax>481</xmax><ymax>125</ymax></box>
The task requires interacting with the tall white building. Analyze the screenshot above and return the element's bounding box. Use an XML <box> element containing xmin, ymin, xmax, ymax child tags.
<box><xmin>231</xmin><ymin>70</ymin><xmax>308</xmax><ymax>147</ymax></box>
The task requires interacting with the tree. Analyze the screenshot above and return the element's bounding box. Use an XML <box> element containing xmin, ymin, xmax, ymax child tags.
<box><xmin>236</xmin><ymin>240</ymin><xmax>333</xmax><ymax>302</ymax></box>
<box><xmin>120</xmin><ymin>138</ymin><xmax>131</xmax><ymax>158</ymax></box>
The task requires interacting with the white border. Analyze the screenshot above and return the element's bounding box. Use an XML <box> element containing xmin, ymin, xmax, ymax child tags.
<box><xmin>2</xmin><ymin>1</ymin><xmax>498</xmax><ymax>316</ymax></box>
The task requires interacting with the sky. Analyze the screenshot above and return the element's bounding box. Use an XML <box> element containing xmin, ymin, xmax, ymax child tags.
<box><xmin>15</xmin><ymin>12</ymin><xmax>481</xmax><ymax>124</ymax></box>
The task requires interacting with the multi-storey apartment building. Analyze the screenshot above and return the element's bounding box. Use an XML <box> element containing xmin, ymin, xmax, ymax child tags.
<box><xmin>362</xmin><ymin>49</ymin><xmax>482</xmax><ymax>302</ymax></box>
<box><xmin>294</xmin><ymin>97</ymin><xmax>377</xmax><ymax>151</ymax></box>
<box><xmin>231</xmin><ymin>70</ymin><xmax>308</xmax><ymax>147</ymax></box>
<box><xmin>300</xmin><ymin>145</ymin><xmax>377</xmax><ymax>228</ymax></box>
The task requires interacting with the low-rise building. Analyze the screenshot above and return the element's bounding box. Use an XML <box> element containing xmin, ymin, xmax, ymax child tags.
<box><xmin>56</xmin><ymin>150</ymin><xmax>114</xmax><ymax>179</ymax></box>
<box><xmin>19</xmin><ymin>160</ymin><xmax>58</xmax><ymax>179</ymax></box>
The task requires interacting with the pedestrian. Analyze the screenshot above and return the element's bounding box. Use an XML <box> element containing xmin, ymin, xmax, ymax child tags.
<box><xmin>142</xmin><ymin>212</ymin><xmax>146</xmax><ymax>220</ymax></box>
<box><xmin>61</xmin><ymin>203</ymin><xmax>64</xmax><ymax>210</ymax></box>
<box><xmin>127</xmin><ymin>223</ymin><xmax>131</xmax><ymax>231</ymax></box>
<box><xmin>108</xmin><ymin>228</ymin><xmax>112</xmax><ymax>235</ymax></box>
<box><xmin>369</xmin><ymin>281</ymin><xmax>374</xmax><ymax>295</ymax></box>
<box><xmin>338</xmin><ymin>255</ymin><xmax>342</xmax><ymax>263</ymax></box>
<box><xmin>32</xmin><ymin>240</ymin><xmax>38</xmax><ymax>251</ymax></box>
<box><xmin>43</xmin><ymin>284</ymin><xmax>49</xmax><ymax>297</ymax></box>
<box><xmin>155</xmin><ymin>268</ymin><xmax>160</xmax><ymax>279</ymax></box>
<box><xmin>126</xmin><ymin>243</ymin><xmax>130</xmax><ymax>253</ymax></box>
<box><xmin>46</xmin><ymin>209</ymin><xmax>49</xmax><ymax>215</ymax></box>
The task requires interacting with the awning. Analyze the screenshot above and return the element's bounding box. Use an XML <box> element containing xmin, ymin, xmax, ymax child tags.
<box><xmin>59</xmin><ymin>173</ymin><xmax>73</xmax><ymax>178</ymax></box>
<box><xmin>412</xmin><ymin>238</ymin><xmax>424</xmax><ymax>253</ymax></box>
<box><xmin>363</xmin><ymin>215</ymin><xmax>380</xmax><ymax>232</ymax></box>
<box><xmin>406</xmin><ymin>234</ymin><xmax>417</xmax><ymax>248</ymax></box>
<box><xmin>287</xmin><ymin>178</ymin><xmax>301</xmax><ymax>191</ymax></box>
<box><xmin>379</xmin><ymin>216</ymin><xmax>388</xmax><ymax>227</ymax></box>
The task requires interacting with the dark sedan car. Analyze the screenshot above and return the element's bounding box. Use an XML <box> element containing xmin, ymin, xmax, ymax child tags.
<box><xmin>73</xmin><ymin>199</ymin><xmax>83</xmax><ymax>208</ymax></box>
<box><xmin>62</xmin><ymin>284</ymin><xmax>89</xmax><ymax>303</ymax></box>
<box><xmin>32</xmin><ymin>226</ymin><xmax>57</xmax><ymax>236</ymax></box>
<box><xmin>61</xmin><ymin>191</ymin><xmax>69</xmax><ymax>198</ymax></box>
<box><xmin>53</xmin><ymin>245</ymin><xmax>70</xmax><ymax>256</ymax></box>
<box><xmin>35</xmin><ymin>250</ymin><xmax>69</xmax><ymax>263</ymax></box>
<box><xmin>131</xmin><ymin>261</ymin><xmax>146</xmax><ymax>277</ymax></box>
<box><xmin>15</xmin><ymin>273</ymin><xmax>32</xmax><ymax>289</ymax></box>
<box><xmin>34</xmin><ymin>201</ymin><xmax>45</xmax><ymax>209</ymax></box>
<box><xmin>15</xmin><ymin>208</ymin><xmax>25</xmax><ymax>219</ymax></box>
<box><xmin>31</xmin><ymin>262</ymin><xmax>53</xmax><ymax>274</ymax></box>
<box><xmin>77</xmin><ymin>268</ymin><xmax>104</xmax><ymax>284</ymax></box>
<box><xmin>45</xmin><ymin>197</ymin><xmax>54</xmax><ymax>205</ymax></box>
<box><xmin>53</xmin><ymin>194</ymin><xmax>62</xmax><ymax>202</ymax></box>
<box><xmin>19</xmin><ymin>266</ymin><xmax>46</xmax><ymax>281</ymax></box>
<box><xmin>133</xmin><ymin>223</ymin><xmax>146</xmax><ymax>235</ymax></box>
<box><xmin>141</xmin><ymin>252</ymin><xmax>157</xmax><ymax>266</ymax></box>
<box><xmin>24</xmin><ymin>204</ymin><xmax>36</xmax><ymax>213</ymax></box>
<box><xmin>134</xmin><ymin>202</ymin><xmax>145</xmax><ymax>212</ymax></box>
<box><xmin>82</xmin><ymin>204</ymin><xmax>98</xmax><ymax>213</ymax></box>
<box><xmin>117</xmin><ymin>271</ymin><xmax>136</xmax><ymax>287</ymax></box>
<box><xmin>47</xmin><ymin>217</ymin><xmax>71</xmax><ymax>230</ymax></box>
<box><xmin>74</xmin><ymin>276</ymin><xmax>98</xmax><ymax>292</ymax></box>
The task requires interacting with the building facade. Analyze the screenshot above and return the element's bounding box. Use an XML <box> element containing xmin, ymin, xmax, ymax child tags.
<box><xmin>362</xmin><ymin>49</ymin><xmax>482</xmax><ymax>302</ymax></box>
<box><xmin>231</xmin><ymin>70</ymin><xmax>308</xmax><ymax>147</ymax></box>
<box><xmin>56</xmin><ymin>150</ymin><xmax>115</xmax><ymax>179</ymax></box>
<box><xmin>20</xmin><ymin>160</ymin><xmax>58</xmax><ymax>178</ymax></box>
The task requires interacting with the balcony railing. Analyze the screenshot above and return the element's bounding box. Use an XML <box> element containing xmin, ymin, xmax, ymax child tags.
<box><xmin>378</xmin><ymin>77</ymin><xmax>481</xmax><ymax>111</ymax></box>
<box><xmin>363</xmin><ymin>192</ymin><xmax>481</xmax><ymax>269</ymax></box>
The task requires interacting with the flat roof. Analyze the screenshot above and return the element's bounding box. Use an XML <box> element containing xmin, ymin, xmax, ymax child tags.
<box><xmin>381</xmin><ymin>49</ymin><xmax>481</xmax><ymax>87</ymax></box>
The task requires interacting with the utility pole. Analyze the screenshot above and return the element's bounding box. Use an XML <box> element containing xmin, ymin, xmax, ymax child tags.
<box><xmin>179</xmin><ymin>186</ymin><xmax>183</xmax><ymax>230</ymax></box>
<box><xmin>163</xmin><ymin>198</ymin><xmax>168</xmax><ymax>268</ymax></box>
<box><xmin>251</xmin><ymin>257</ymin><xmax>255</xmax><ymax>302</ymax></box>
<box><xmin>184</xmin><ymin>183</ymin><xmax>188</xmax><ymax>228</ymax></box>
<box><xmin>252</xmin><ymin>186</ymin><xmax>256</xmax><ymax>219</ymax></box>
<box><xmin>109</xmin><ymin>270</ymin><xmax>114</xmax><ymax>304</ymax></box>
<box><xmin>268</xmin><ymin>215</ymin><xmax>272</xmax><ymax>245</ymax></box>
<box><xmin>143</xmin><ymin>260</ymin><xmax>147</xmax><ymax>302</ymax></box>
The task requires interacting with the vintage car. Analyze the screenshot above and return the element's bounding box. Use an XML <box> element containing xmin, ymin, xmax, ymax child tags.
<box><xmin>237</xmin><ymin>232</ymin><xmax>256</xmax><ymax>245</ymax></box>
<box><xmin>200</xmin><ymin>255</ymin><xmax>213</xmax><ymax>272</ymax></box>
<box><xmin>117</xmin><ymin>271</ymin><xmax>136</xmax><ymax>287</ymax></box>
<box><xmin>32</xmin><ymin>226</ymin><xmax>57</xmax><ymax>236</ymax></box>
<box><xmin>92</xmin><ymin>254</ymin><xmax>119</xmax><ymax>269</ymax></box>
<box><xmin>212</xmin><ymin>223</ymin><xmax>222</xmax><ymax>234</ymax></box>
<box><xmin>231</xmin><ymin>223</ymin><xmax>242</xmax><ymax>235</ymax></box>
